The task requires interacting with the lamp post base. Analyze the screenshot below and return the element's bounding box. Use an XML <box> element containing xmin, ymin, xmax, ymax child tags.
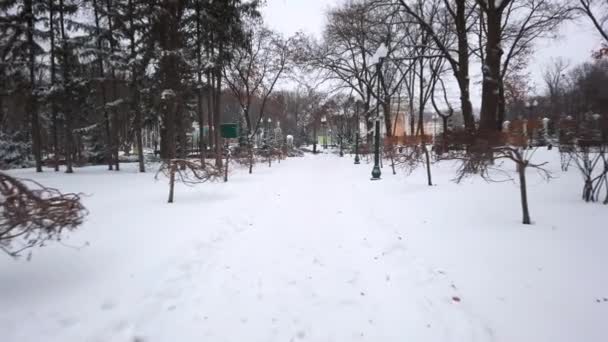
<box><xmin>371</xmin><ymin>165</ymin><xmax>381</xmax><ymax>180</ymax></box>
<box><xmin>354</xmin><ymin>155</ymin><xmax>360</xmax><ymax>164</ymax></box>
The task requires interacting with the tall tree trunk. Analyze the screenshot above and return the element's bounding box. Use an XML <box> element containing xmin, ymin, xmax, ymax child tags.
<box><xmin>214</xmin><ymin>65</ymin><xmax>223</xmax><ymax>168</ymax></box>
<box><xmin>49</xmin><ymin>0</ymin><xmax>60</xmax><ymax>171</ymax></box>
<box><xmin>25</xmin><ymin>0</ymin><xmax>42</xmax><ymax>172</ymax></box>
<box><xmin>418</xmin><ymin>59</ymin><xmax>432</xmax><ymax>186</ymax></box>
<box><xmin>207</xmin><ymin>71</ymin><xmax>215</xmax><ymax>151</ymax></box>
<box><xmin>455</xmin><ymin>0</ymin><xmax>475</xmax><ymax>132</ymax></box>
<box><xmin>518</xmin><ymin>162</ymin><xmax>531</xmax><ymax>224</ymax></box>
<box><xmin>195</xmin><ymin>1</ymin><xmax>206</xmax><ymax>165</ymax></box>
<box><xmin>479</xmin><ymin>6</ymin><xmax>502</xmax><ymax>132</ymax></box>
<box><xmin>176</xmin><ymin>101</ymin><xmax>187</xmax><ymax>170</ymax></box>
<box><xmin>93</xmin><ymin>0</ymin><xmax>113</xmax><ymax>170</ymax></box>
<box><xmin>105</xmin><ymin>0</ymin><xmax>120</xmax><ymax>171</ymax></box>
<box><xmin>383</xmin><ymin>96</ymin><xmax>392</xmax><ymax>138</ymax></box>
<box><xmin>128</xmin><ymin>0</ymin><xmax>145</xmax><ymax>172</ymax></box>
<box><xmin>497</xmin><ymin>78</ymin><xmax>506</xmax><ymax>130</ymax></box>
<box><xmin>59</xmin><ymin>0</ymin><xmax>74</xmax><ymax>173</ymax></box>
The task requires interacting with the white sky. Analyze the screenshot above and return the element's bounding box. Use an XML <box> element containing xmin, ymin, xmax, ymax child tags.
<box><xmin>262</xmin><ymin>0</ymin><xmax>601</xmax><ymax>104</ymax></box>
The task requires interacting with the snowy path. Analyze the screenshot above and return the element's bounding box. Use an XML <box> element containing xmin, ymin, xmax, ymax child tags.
<box><xmin>2</xmin><ymin>152</ymin><xmax>607</xmax><ymax>342</ymax></box>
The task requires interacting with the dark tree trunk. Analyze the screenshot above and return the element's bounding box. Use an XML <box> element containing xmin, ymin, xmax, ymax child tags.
<box><xmin>59</xmin><ymin>0</ymin><xmax>73</xmax><ymax>174</ymax></box>
<box><xmin>518</xmin><ymin>162</ymin><xmax>531</xmax><ymax>224</ymax></box>
<box><xmin>49</xmin><ymin>0</ymin><xmax>60</xmax><ymax>171</ymax></box>
<box><xmin>497</xmin><ymin>79</ymin><xmax>506</xmax><ymax>130</ymax></box>
<box><xmin>455</xmin><ymin>0</ymin><xmax>475</xmax><ymax>132</ymax></box>
<box><xmin>207</xmin><ymin>71</ymin><xmax>215</xmax><ymax>151</ymax></box>
<box><xmin>214</xmin><ymin>65</ymin><xmax>223</xmax><ymax>168</ymax></box>
<box><xmin>92</xmin><ymin>0</ymin><xmax>113</xmax><ymax>170</ymax></box>
<box><xmin>105</xmin><ymin>0</ymin><xmax>120</xmax><ymax>171</ymax></box>
<box><xmin>418</xmin><ymin>58</ymin><xmax>432</xmax><ymax>186</ymax></box>
<box><xmin>479</xmin><ymin>5</ymin><xmax>502</xmax><ymax>132</ymax></box>
<box><xmin>177</xmin><ymin>101</ymin><xmax>187</xmax><ymax>170</ymax></box>
<box><xmin>25</xmin><ymin>0</ymin><xmax>42</xmax><ymax>172</ymax></box>
<box><xmin>194</xmin><ymin>1</ymin><xmax>206</xmax><ymax>165</ymax></box>
<box><xmin>128</xmin><ymin>0</ymin><xmax>145</xmax><ymax>173</ymax></box>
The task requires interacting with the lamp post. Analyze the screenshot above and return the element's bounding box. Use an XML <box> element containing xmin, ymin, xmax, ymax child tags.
<box><xmin>354</xmin><ymin>100</ymin><xmax>361</xmax><ymax>164</ymax></box>
<box><xmin>370</xmin><ymin>43</ymin><xmax>388</xmax><ymax>180</ymax></box>
<box><xmin>321</xmin><ymin>115</ymin><xmax>327</xmax><ymax>149</ymax></box>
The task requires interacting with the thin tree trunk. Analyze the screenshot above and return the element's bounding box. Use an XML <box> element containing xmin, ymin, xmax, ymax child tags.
<box><xmin>195</xmin><ymin>1</ymin><xmax>206</xmax><ymax>165</ymax></box>
<box><xmin>128</xmin><ymin>0</ymin><xmax>144</xmax><ymax>172</ymax></box>
<box><xmin>207</xmin><ymin>72</ymin><xmax>215</xmax><ymax>151</ymax></box>
<box><xmin>25</xmin><ymin>0</ymin><xmax>42</xmax><ymax>172</ymax></box>
<box><xmin>168</xmin><ymin>161</ymin><xmax>176</xmax><ymax>203</ymax></box>
<box><xmin>59</xmin><ymin>0</ymin><xmax>73</xmax><ymax>173</ymax></box>
<box><xmin>49</xmin><ymin>0</ymin><xmax>60</xmax><ymax>171</ymax></box>
<box><xmin>455</xmin><ymin>0</ymin><xmax>475</xmax><ymax>132</ymax></box>
<box><xmin>418</xmin><ymin>58</ymin><xmax>432</xmax><ymax>186</ymax></box>
<box><xmin>214</xmin><ymin>65</ymin><xmax>223</xmax><ymax>168</ymax></box>
<box><xmin>105</xmin><ymin>0</ymin><xmax>120</xmax><ymax>171</ymax></box>
<box><xmin>479</xmin><ymin>6</ymin><xmax>502</xmax><ymax>132</ymax></box>
<box><xmin>518</xmin><ymin>162</ymin><xmax>531</xmax><ymax>224</ymax></box>
<box><xmin>92</xmin><ymin>0</ymin><xmax>113</xmax><ymax>170</ymax></box>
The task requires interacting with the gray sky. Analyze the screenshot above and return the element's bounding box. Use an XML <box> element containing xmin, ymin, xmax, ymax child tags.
<box><xmin>262</xmin><ymin>0</ymin><xmax>601</xmax><ymax>103</ymax></box>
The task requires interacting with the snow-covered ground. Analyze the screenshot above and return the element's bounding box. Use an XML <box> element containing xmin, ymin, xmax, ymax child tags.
<box><xmin>1</xmin><ymin>151</ymin><xmax>607</xmax><ymax>342</ymax></box>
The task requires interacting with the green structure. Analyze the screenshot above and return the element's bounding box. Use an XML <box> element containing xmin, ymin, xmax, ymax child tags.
<box><xmin>220</xmin><ymin>123</ymin><xmax>239</xmax><ymax>139</ymax></box>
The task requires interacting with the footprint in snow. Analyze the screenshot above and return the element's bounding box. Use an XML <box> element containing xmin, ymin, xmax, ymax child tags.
<box><xmin>100</xmin><ymin>299</ymin><xmax>117</xmax><ymax>311</ymax></box>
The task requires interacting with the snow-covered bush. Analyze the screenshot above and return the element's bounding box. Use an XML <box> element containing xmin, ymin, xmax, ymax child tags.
<box><xmin>0</xmin><ymin>133</ymin><xmax>33</xmax><ymax>169</ymax></box>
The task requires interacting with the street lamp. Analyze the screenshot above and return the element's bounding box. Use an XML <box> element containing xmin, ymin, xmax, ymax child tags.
<box><xmin>370</xmin><ymin>43</ymin><xmax>388</xmax><ymax>180</ymax></box>
<box><xmin>321</xmin><ymin>115</ymin><xmax>327</xmax><ymax>149</ymax></box>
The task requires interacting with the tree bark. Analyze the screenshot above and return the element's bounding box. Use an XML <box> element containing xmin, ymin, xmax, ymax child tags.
<box><xmin>25</xmin><ymin>0</ymin><xmax>42</xmax><ymax>172</ymax></box>
<box><xmin>479</xmin><ymin>4</ymin><xmax>503</xmax><ymax>132</ymax></box>
<box><xmin>59</xmin><ymin>0</ymin><xmax>74</xmax><ymax>173</ymax></box>
<box><xmin>455</xmin><ymin>0</ymin><xmax>475</xmax><ymax>131</ymax></box>
<box><xmin>92</xmin><ymin>0</ymin><xmax>113</xmax><ymax>170</ymax></box>
<box><xmin>214</xmin><ymin>65</ymin><xmax>223</xmax><ymax>168</ymax></box>
<box><xmin>518</xmin><ymin>162</ymin><xmax>531</xmax><ymax>224</ymax></box>
<box><xmin>49</xmin><ymin>0</ymin><xmax>60</xmax><ymax>171</ymax></box>
<box><xmin>105</xmin><ymin>0</ymin><xmax>120</xmax><ymax>171</ymax></box>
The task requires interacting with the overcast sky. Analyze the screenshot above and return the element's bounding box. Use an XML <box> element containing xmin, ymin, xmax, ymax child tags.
<box><xmin>262</xmin><ymin>0</ymin><xmax>602</xmax><ymax>105</ymax></box>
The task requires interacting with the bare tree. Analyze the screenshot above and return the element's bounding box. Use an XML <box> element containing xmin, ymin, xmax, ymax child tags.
<box><xmin>156</xmin><ymin>159</ymin><xmax>222</xmax><ymax>203</ymax></box>
<box><xmin>477</xmin><ymin>0</ymin><xmax>573</xmax><ymax>129</ymax></box>
<box><xmin>397</xmin><ymin>0</ymin><xmax>478</xmax><ymax>132</ymax></box>
<box><xmin>0</xmin><ymin>172</ymin><xmax>87</xmax><ymax>258</ymax></box>
<box><xmin>577</xmin><ymin>0</ymin><xmax>608</xmax><ymax>45</ymax></box>
<box><xmin>543</xmin><ymin>57</ymin><xmax>570</xmax><ymax>119</ymax></box>
<box><xmin>449</xmin><ymin>125</ymin><xmax>551</xmax><ymax>224</ymax></box>
<box><xmin>223</xmin><ymin>23</ymin><xmax>290</xmax><ymax>174</ymax></box>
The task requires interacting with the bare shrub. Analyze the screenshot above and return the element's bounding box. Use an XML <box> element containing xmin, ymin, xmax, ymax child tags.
<box><xmin>0</xmin><ymin>172</ymin><xmax>87</xmax><ymax>258</ymax></box>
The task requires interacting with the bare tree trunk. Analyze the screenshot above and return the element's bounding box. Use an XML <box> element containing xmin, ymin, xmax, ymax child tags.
<box><xmin>479</xmin><ymin>6</ymin><xmax>502</xmax><ymax>132</ymax></box>
<box><xmin>418</xmin><ymin>58</ymin><xmax>432</xmax><ymax>186</ymax></box>
<box><xmin>177</xmin><ymin>101</ymin><xmax>187</xmax><ymax>170</ymax></box>
<box><xmin>518</xmin><ymin>162</ymin><xmax>531</xmax><ymax>224</ymax></box>
<box><xmin>383</xmin><ymin>97</ymin><xmax>392</xmax><ymax>138</ymax></box>
<box><xmin>195</xmin><ymin>1</ymin><xmax>206</xmax><ymax>165</ymax></box>
<box><xmin>92</xmin><ymin>0</ymin><xmax>113</xmax><ymax>170</ymax></box>
<box><xmin>59</xmin><ymin>0</ymin><xmax>73</xmax><ymax>174</ymax></box>
<box><xmin>105</xmin><ymin>0</ymin><xmax>120</xmax><ymax>171</ymax></box>
<box><xmin>313</xmin><ymin>124</ymin><xmax>317</xmax><ymax>154</ymax></box>
<box><xmin>168</xmin><ymin>161</ymin><xmax>176</xmax><ymax>203</ymax></box>
<box><xmin>214</xmin><ymin>66</ymin><xmax>223</xmax><ymax>168</ymax></box>
<box><xmin>25</xmin><ymin>0</ymin><xmax>42</xmax><ymax>172</ymax></box>
<box><xmin>207</xmin><ymin>72</ymin><xmax>215</xmax><ymax>151</ymax></box>
<box><xmin>49</xmin><ymin>0</ymin><xmax>60</xmax><ymax>172</ymax></box>
<box><xmin>497</xmin><ymin>78</ymin><xmax>506</xmax><ymax>130</ymax></box>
